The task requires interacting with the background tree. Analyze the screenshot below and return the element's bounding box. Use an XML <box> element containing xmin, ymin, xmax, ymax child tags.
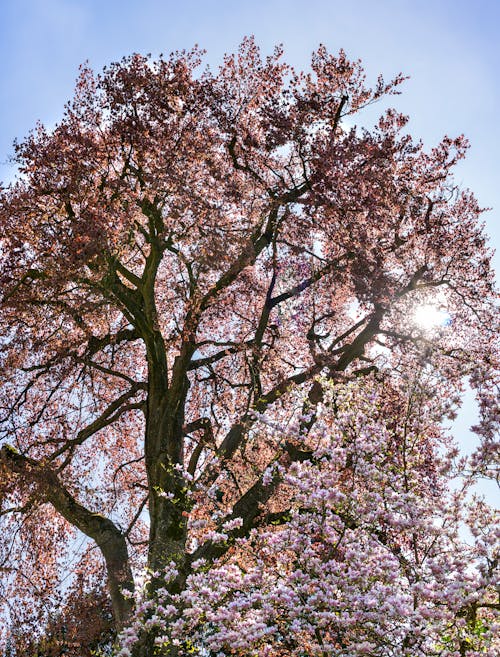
<box><xmin>0</xmin><ymin>39</ymin><xmax>498</xmax><ymax>655</ymax></box>
<box><xmin>18</xmin><ymin>582</ymin><xmax>115</xmax><ymax>657</ymax></box>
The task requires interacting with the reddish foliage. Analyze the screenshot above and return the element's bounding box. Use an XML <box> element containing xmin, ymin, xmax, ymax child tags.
<box><xmin>0</xmin><ymin>39</ymin><xmax>498</xmax><ymax>656</ymax></box>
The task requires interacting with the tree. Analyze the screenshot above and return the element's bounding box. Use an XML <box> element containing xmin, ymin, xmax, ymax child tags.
<box><xmin>17</xmin><ymin>581</ymin><xmax>115</xmax><ymax>657</ymax></box>
<box><xmin>0</xmin><ymin>38</ymin><xmax>498</xmax><ymax>656</ymax></box>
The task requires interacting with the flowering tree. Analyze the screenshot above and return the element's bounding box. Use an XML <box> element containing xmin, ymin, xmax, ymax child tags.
<box><xmin>0</xmin><ymin>39</ymin><xmax>498</xmax><ymax>656</ymax></box>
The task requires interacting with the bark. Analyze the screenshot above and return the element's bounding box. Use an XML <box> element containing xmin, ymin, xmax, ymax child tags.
<box><xmin>0</xmin><ymin>445</ymin><xmax>134</xmax><ymax>630</ymax></box>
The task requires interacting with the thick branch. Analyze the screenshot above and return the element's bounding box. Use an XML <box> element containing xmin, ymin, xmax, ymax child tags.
<box><xmin>87</xmin><ymin>327</ymin><xmax>140</xmax><ymax>357</ymax></box>
<box><xmin>0</xmin><ymin>446</ymin><xmax>134</xmax><ymax>629</ymax></box>
<box><xmin>190</xmin><ymin>442</ymin><xmax>316</xmax><ymax>565</ymax></box>
<box><xmin>185</xmin><ymin>417</ymin><xmax>215</xmax><ymax>476</ymax></box>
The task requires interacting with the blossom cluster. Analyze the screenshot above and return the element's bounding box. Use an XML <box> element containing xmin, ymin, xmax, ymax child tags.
<box><xmin>116</xmin><ymin>379</ymin><xmax>499</xmax><ymax>656</ymax></box>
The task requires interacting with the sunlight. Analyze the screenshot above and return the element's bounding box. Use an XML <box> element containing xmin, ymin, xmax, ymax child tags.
<box><xmin>413</xmin><ymin>304</ymin><xmax>451</xmax><ymax>330</ymax></box>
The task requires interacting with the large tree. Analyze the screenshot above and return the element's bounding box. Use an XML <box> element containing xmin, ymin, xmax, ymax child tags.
<box><xmin>0</xmin><ymin>39</ymin><xmax>498</xmax><ymax>656</ymax></box>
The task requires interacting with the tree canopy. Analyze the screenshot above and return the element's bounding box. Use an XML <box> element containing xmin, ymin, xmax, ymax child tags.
<box><xmin>0</xmin><ymin>38</ymin><xmax>498</xmax><ymax>656</ymax></box>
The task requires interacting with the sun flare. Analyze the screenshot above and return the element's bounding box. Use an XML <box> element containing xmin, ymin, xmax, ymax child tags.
<box><xmin>413</xmin><ymin>304</ymin><xmax>451</xmax><ymax>330</ymax></box>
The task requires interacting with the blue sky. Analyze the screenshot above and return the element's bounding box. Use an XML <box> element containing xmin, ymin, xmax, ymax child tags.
<box><xmin>1</xmin><ymin>1</ymin><xmax>499</xmax><ymax>261</ymax></box>
<box><xmin>1</xmin><ymin>0</ymin><xmax>498</xmax><ymax>497</ymax></box>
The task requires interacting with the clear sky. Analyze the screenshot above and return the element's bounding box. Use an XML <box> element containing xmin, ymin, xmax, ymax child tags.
<box><xmin>1</xmin><ymin>0</ymin><xmax>498</xmax><ymax>498</ymax></box>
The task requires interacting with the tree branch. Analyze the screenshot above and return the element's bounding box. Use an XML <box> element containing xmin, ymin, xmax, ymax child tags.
<box><xmin>0</xmin><ymin>446</ymin><xmax>134</xmax><ymax>629</ymax></box>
